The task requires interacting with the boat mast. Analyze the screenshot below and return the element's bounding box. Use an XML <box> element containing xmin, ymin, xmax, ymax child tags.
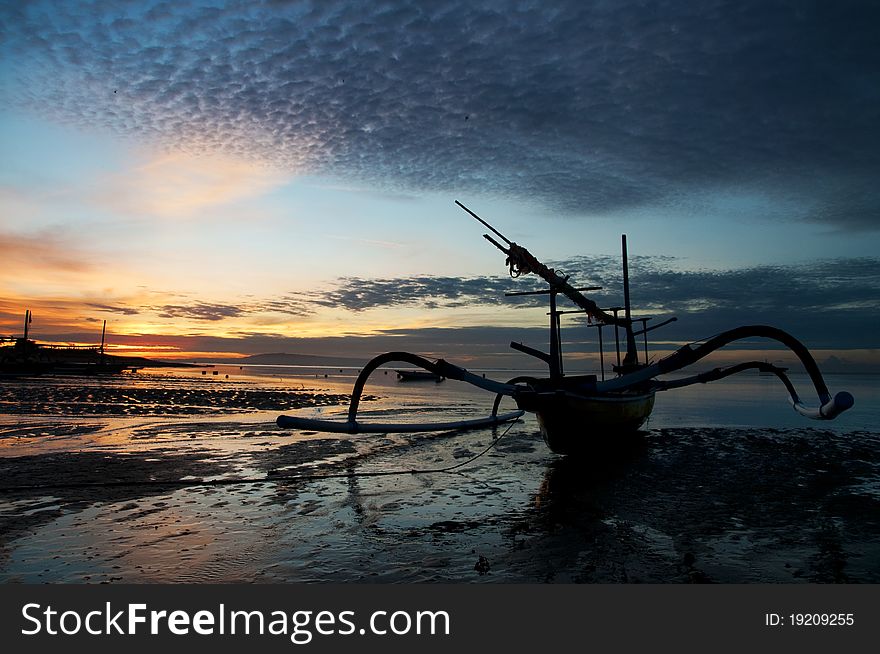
<box><xmin>622</xmin><ymin>235</ymin><xmax>632</xmax><ymax>324</ymax></box>
<box><xmin>100</xmin><ymin>320</ymin><xmax>107</xmax><ymax>357</ymax></box>
<box><xmin>23</xmin><ymin>310</ymin><xmax>30</xmax><ymax>341</ymax></box>
<box><xmin>548</xmin><ymin>291</ymin><xmax>562</xmax><ymax>380</ymax></box>
<box><xmin>619</xmin><ymin>235</ymin><xmax>639</xmax><ymax>368</ymax></box>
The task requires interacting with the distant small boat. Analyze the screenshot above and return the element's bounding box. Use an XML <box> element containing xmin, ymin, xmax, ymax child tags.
<box><xmin>396</xmin><ymin>369</ymin><xmax>445</xmax><ymax>382</ymax></box>
<box><xmin>759</xmin><ymin>359</ymin><xmax>787</xmax><ymax>376</ymax></box>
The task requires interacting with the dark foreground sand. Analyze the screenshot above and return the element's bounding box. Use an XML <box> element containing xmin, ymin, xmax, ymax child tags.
<box><xmin>1</xmin><ymin>416</ymin><xmax>877</xmax><ymax>583</ymax></box>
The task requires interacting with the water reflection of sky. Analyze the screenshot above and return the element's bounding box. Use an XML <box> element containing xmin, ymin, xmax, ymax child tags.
<box><xmin>0</xmin><ymin>366</ymin><xmax>876</xmax><ymax>583</ymax></box>
<box><xmin>230</xmin><ymin>366</ymin><xmax>878</xmax><ymax>432</ymax></box>
<box><xmin>0</xmin><ymin>368</ymin><xmax>875</xmax><ymax>455</ymax></box>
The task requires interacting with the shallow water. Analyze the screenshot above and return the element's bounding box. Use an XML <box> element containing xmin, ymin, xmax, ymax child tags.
<box><xmin>0</xmin><ymin>367</ymin><xmax>877</xmax><ymax>583</ymax></box>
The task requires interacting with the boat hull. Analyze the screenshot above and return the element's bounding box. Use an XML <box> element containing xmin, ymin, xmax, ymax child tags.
<box><xmin>517</xmin><ymin>390</ymin><xmax>655</xmax><ymax>455</ymax></box>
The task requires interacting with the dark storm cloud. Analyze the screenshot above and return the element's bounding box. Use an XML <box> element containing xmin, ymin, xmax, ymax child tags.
<box><xmin>310</xmin><ymin>256</ymin><xmax>880</xmax><ymax>313</ymax></box>
<box><xmin>154</xmin><ymin>296</ymin><xmax>312</xmax><ymax>320</ymax></box>
<box><xmin>89</xmin><ymin>255</ymin><xmax>874</xmax><ymax>348</ymax></box>
<box><xmin>2</xmin><ymin>1</ymin><xmax>878</xmax><ymax>229</ymax></box>
<box><xmin>554</xmin><ymin>256</ymin><xmax>880</xmax><ymax>316</ymax></box>
<box><xmin>561</xmin><ymin>255</ymin><xmax>880</xmax><ymax>348</ymax></box>
<box><xmin>306</xmin><ymin>275</ymin><xmax>524</xmax><ymax>311</ymax></box>
<box><xmin>86</xmin><ymin>302</ymin><xmax>141</xmax><ymax>316</ymax></box>
<box><xmin>155</xmin><ymin>302</ymin><xmax>248</xmax><ymax>321</ymax></box>
<box><xmin>255</xmin><ymin>295</ymin><xmax>317</xmax><ymax>317</ymax></box>
<box><xmin>309</xmin><ymin>256</ymin><xmax>880</xmax><ymax>348</ymax></box>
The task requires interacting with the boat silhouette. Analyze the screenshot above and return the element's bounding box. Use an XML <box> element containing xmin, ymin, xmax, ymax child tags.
<box><xmin>277</xmin><ymin>201</ymin><xmax>854</xmax><ymax>454</ymax></box>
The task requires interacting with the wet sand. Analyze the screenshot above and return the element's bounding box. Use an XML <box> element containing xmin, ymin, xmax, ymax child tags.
<box><xmin>1</xmin><ymin>415</ymin><xmax>877</xmax><ymax>582</ymax></box>
<box><xmin>1</xmin><ymin>370</ymin><xmax>878</xmax><ymax>583</ymax></box>
<box><xmin>0</xmin><ymin>372</ymin><xmax>355</xmax><ymax>416</ymax></box>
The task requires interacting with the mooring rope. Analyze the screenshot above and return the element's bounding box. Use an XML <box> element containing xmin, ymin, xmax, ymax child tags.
<box><xmin>0</xmin><ymin>420</ymin><xmax>521</xmax><ymax>494</ymax></box>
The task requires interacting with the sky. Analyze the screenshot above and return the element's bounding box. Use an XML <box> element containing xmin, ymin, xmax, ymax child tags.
<box><xmin>1</xmin><ymin>0</ymin><xmax>878</xmax><ymax>370</ymax></box>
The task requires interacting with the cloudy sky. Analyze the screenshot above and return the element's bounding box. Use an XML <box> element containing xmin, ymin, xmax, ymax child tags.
<box><xmin>1</xmin><ymin>0</ymin><xmax>878</xmax><ymax>368</ymax></box>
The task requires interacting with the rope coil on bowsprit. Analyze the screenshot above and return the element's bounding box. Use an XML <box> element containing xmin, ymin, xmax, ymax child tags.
<box><xmin>505</xmin><ymin>246</ymin><xmax>530</xmax><ymax>277</ymax></box>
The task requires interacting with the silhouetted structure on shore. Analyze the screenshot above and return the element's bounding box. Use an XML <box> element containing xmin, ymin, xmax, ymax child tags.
<box><xmin>0</xmin><ymin>311</ymin><xmax>193</xmax><ymax>377</ymax></box>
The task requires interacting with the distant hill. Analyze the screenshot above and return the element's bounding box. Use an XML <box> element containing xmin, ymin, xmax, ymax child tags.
<box><xmin>231</xmin><ymin>352</ymin><xmax>367</xmax><ymax>367</ymax></box>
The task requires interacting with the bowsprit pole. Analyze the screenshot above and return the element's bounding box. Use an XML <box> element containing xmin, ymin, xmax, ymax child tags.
<box><xmin>455</xmin><ymin>200</ymin><xmax>511</xmax><ymax>246</ymax></box>
<box><xmin>456</xmin><ymin>200</ymin><xmax>641</xmax><ymax>367</ymax></box>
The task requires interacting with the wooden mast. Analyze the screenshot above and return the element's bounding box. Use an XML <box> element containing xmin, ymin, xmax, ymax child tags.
<box><xmin>620</xmin><ymin>234</ymin><xmax>639</xmax><ymax>368</ymax></box>
<box><xmin>548</xmin><ymin>291</ymin><xmax>561</xmax><ymax>380</ymax></box>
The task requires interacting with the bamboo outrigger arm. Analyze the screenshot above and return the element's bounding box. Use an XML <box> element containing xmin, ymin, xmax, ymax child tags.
<box><xmin>601</xmin><ymin>325</ymin><xmax>854</xmax><ymax>420</ymax></box>
<box><xmin>276</xmin><ymin>352</ymin><xmax>524</xmax><ymax>434</ymax></box>
<box><xmin>275</xmin><ymin>326</ymin><xmax>852</xmax><ymax>433</ymax></box>
<box><xmin>345</xmin><ymin>352</ymin><xmax>520</xmax><ymax>421</ymax></box>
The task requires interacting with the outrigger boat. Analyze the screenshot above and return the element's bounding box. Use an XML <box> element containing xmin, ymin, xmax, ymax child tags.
<box><xmin>1</xmin><ymin>311</ymin><xmax>196</xmax><ymax>377</ymax></box>
<box><xmin>277</xmin><ymin>202</ymin><xmax>854</xmax><ymax>454</ymax></box>
<box><xmin>396</xmin><ymin>369</ymin><xmax>446</xmax><ymax>382</ymax></box>
<box><xmin>0</xmin><ymin>312</ymin><xmax>131</xmax><ymax>376</ymax></box>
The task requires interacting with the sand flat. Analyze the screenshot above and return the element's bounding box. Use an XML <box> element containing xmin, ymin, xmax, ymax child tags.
<box><xmin>1</xmin><ymin>370</ymin><xmax>878</xmax><ymax>583</ymax></box>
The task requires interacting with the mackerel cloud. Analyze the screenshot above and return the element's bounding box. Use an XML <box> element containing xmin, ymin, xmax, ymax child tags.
<box><xmin>2</xmin><ymin>0</ymin><xmax>878</xmax><ymax>228</ymax></box>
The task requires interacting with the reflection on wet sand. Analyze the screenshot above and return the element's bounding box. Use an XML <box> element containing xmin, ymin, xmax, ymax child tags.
<box><xmin>0</xmin><ymin>370</ymin><xmax>877</xmax><ymax>583</ymax></box>
<box><xmin>508</xmin><ymin>429</ymin><xmax>880</xmax><ymax>583</ymax></box>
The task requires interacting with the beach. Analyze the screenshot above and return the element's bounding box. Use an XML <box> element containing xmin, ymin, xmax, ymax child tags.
<box><xmin>1</xmin><ymin>367</ymin><xmax>878</xmax><ymax>583</ymax></box>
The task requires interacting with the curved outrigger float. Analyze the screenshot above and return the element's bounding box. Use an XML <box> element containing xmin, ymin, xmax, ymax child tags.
<box><xmin>278</xmin><ymin>202</ymin><xmax>854</xmax><ymax>454</ymax></box>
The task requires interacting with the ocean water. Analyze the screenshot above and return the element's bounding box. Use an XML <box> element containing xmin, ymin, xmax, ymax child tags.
<box><xmin>2</xmin><ymin>364</ymin><xmax>874</xmax><ymax>430</ymax></box>
<box><xmin>218</xmin><ymin>364</ymin><xmax>879</xmax><ymax>431</ymax></box>
<box><xmin>0</xmin><ymin>366</ymin><xmax>877</xmax><ymax>583</ymax></box>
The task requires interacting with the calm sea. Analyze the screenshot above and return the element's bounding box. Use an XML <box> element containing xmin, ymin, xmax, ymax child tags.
<box><xmin>1</xmin><ymin>364</ymin><xmax>875</xmax><ymax>433</ymax></box>
<box><xmin>220</xmin><ymin>365</ymin><xmax>879</xmax><ymax>433</ymax></box>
